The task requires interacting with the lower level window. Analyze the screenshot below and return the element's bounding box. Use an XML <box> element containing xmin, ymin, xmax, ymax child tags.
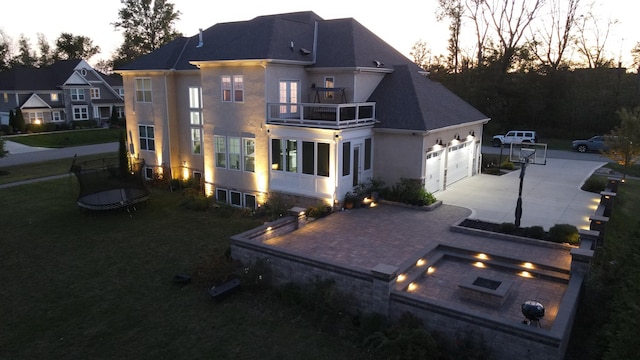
<box><xmin>144</xmin><ymin>167</ymin><xmax>153</xmax><ymax>179</ymax></box>
<box><xmin>230</xmin><ymin>191</ymin><xmax>242</xmax><ymax>206</ymax></box>
<box><xmin>244</xmin><ymin>194</ymin><xmax>256</xmax><ymax>209</ymax></box>
<box><xmin>216</xmin><ymin>188</ymin><xmax>228</xmax><ymax>203</ymax></box>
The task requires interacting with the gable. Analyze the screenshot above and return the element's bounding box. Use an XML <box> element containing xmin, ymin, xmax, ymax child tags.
<box><xmin>21</xmin><ymin>94</ymin><xmax>51</xmax><ymax>109</ymax></box>
<box><xmin>64</xmin><ymin>72</ymin><xmax>91</xmax><ymax>86</ymax></box>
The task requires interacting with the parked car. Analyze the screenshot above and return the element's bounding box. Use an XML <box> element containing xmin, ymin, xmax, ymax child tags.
<box><xmin>492</xmin><ymin>130</ymin><xmax>538</xmax><ymax>147</ymax></box>
<box><xmin>572</xmin><ymin>136</ymin><xmax>608</xmax><ymax>153</ymax></box>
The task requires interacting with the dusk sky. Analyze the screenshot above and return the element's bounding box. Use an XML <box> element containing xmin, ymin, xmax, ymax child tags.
<box><xmin>2</xmin><ymin>0</ymin><xmax>638</xmax><ymax>68</ymax></box>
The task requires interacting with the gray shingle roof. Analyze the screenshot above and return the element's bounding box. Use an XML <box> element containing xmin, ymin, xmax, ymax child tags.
<box><xmin>0</xmin><ymin>60</ymin><xmax>81</xmax><ymax>90</ymax></box>
<box><xmin>369</xmin><ymin>64</ymin><xmax>488</xmax><ymax>131</ymax></box>
<box><xmin>116</xmin><ymin>11</ymin><xmax>488</xmax><ymax>131</ymax></box>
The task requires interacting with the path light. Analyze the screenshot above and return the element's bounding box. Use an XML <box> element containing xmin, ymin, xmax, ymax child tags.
<box><xmin>519</xmin><ymin>271</ymin><xmax>533</xmax><ymax>278</ymax></box>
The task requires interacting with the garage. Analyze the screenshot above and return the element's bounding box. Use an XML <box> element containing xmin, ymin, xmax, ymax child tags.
<box><xmin>424</xmin><ymin>149</ymin><xmax>443</xmax><ymax>193</ymax></box>
<box><xmin>445</xmin><ymin>141</ymin><xmax>470</xmax><ymax>187</ymax></box>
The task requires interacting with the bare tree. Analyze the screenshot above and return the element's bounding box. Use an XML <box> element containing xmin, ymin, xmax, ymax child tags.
<box><xmin>437</xmin><ymin>0</ymin><xmax>465</xmax><ymax>73</ymax></box>
<box><xmin>465</xmin><ymin>0</ymin><xmax>490</xmax><ymax>67</ymax></box>
<box><xmin>410</xmin><ymin>40</ymin><xmax>432</xmax><ymax>70</ymax></box>
<box><xmin>574</xmin><ymin>3</ymin><xmax>617</xmax><ymax>68</ymax></box>
<box><xmin>530</xmin><ymin>0</ymin><xmax>581</xmax><ymax>70</ymax></box>
<box><xmin>483</xmin><ymin>0</ymin><xmax>545</xmax><ymax>74</ymax></box>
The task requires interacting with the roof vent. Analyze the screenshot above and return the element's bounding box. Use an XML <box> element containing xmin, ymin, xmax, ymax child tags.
<box><xmin>290</xmin><ymin>41</ymin><xmax>294</xmax><ymax>50</ymax></box>
<box><xmin>196</xmin><ymin>29</ymin><xmax>204</xmax><ymax>48</ymax></box>
<box><xmin>373</xmin><ymin>60</ymin><xmax>384</xmax><ymax>68</ymax></box>
<box><xmin>299</xmin><ymin>48</ymin><xmax>311</xmax><ymax>56</ymax></box>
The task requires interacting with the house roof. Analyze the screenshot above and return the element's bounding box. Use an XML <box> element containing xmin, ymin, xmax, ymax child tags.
<box><xmin>370</xmin><ymin>64</ymin><xmax>489</xmax><ymax>131</ymax></box>
<box><xmin>117</xmin><ymin>11</ymin><xmax>488</xmax><ymax>131</ymax></box>
<box><xmin>0</xmin><ymin>60</ymin><xmax>82</xmax><ymax>90</ymax></box>
<box><xmin>117</xmin><ymin>11</ymin><xmax>411</xmax><ymax>71</ymax></box>
<box><xmin>0</xmin><ymin>59</ymin><xmax>123</xmax><ymax>90</ymax></box>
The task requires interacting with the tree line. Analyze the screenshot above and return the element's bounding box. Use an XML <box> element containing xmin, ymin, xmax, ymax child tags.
<box><xmin>0</xmin><ymin>0</ymin><xmax>181</xmax><ymax>73</ymax></box>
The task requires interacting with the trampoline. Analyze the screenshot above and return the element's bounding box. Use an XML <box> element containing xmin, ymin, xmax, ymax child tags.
<box><xmin>70</xmin><ymin>156</ymin><xmax>150</xmax><ymax>211</ymax></box>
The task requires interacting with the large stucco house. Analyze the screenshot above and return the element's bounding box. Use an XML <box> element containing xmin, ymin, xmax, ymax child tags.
<box><xmin>0</xmin><ymin>59</ymin><xmax>124</xmax><ymax>127</ymax></box>
<box><xmin>116</xmin><ymin>11</ymin><xmax>489</xmax><ymax>208</ymax></box>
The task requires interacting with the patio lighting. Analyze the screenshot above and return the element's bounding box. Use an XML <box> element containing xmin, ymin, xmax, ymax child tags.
<box><xmin>397</xmin><ymin>274</ymin><xmax>406</xmax><ymax>282</ymax></box>
<box><xmin>522</xmin><ymin>262</ymin><xmax>535</xmax><ymax>269</ymax></box>
<box><xmin>518</xmin><ymin>271</ymin><xmax>533</xmax><ymax>278</ymax></box>
<box><xmin>427</xmin><ymin>266</ymin><xmax>436</xmax><ymax>274</ymax></box>
<box><xmin>476</xmin><ymin>253</ymin><xmax>489</xmax><ymax>260</ymax></box>
<box><xmin>473</xmin><ymin>262</ymin><xmax>485</xmax><ymax>268</ymax></box>
<box><xmin>407</xmin><ymin>282</ymin><xmax>418</xmax><ymax>292</ymax></box>
<box><xmin>266</xmin><ymin>226</ymin><xmax>273</xmax><ymax>231</ymax></box>
<box><xmin>416</xmin><ymin>259</ymin><xmax>426</xmax><ymax>266</ymax></box>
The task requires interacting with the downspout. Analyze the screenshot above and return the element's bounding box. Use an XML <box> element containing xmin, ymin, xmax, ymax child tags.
<box><xmin>164</xmin><ymin>72</ymin><xmax>172</xmax><ymax>180</ymax></box>
<box><xmin>312</xmin><ymin>21</ymin><xmax>318</xmax><ymax>64</ymax></box>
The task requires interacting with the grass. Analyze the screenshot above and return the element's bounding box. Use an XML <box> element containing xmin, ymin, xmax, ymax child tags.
<box><xmin>565</xmin><ymin>179</ymin><xmax>640</xmax><ymax>359</ymax></box>
<box><xmin>0</xmin><ymin>152</ymin><xmax>117</xmax><ymax>185</ymax></box>
<box><xmin>0</xmin><ymin>180</ymin><xmax>374</xmax><ymax>360</ymax></box>
<box><xmin>6</xmin><ymin>128</ymin><xmax>121</xmax><ymax>148</ymax></box>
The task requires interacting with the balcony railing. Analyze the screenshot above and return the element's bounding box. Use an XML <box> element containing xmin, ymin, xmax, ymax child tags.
<box><xmin>267</xmin><ymin>102</ymin><xmax>376</xmax><ymax>129</ymax></box>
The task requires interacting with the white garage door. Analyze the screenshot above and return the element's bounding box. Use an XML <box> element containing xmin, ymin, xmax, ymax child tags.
<box><xmin>424</xmin><ymin>150</ymin><xmax>442</xmax><ymax>193</ymax></box>
<box><xmin>446</xmin><ymin>142</ymin><xmax>470</xmax><ymax>186</ymax></box>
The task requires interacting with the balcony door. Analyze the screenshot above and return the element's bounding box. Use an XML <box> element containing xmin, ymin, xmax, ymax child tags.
<box><xmin>279</xmin><ymin>80</ymin><xmax>299</xmax><ymax>117</ymax></box>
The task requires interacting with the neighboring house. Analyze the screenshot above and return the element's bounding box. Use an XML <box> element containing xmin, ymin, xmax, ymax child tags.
<box><xmin>0</xmin><ymin>59</ymin><xmax>124</xmax><ymax>127</ymax></box>
<box><xmin>116</xmin><ymin>11</ymin><xmax>489</xmax><ymax>208</ymax></box>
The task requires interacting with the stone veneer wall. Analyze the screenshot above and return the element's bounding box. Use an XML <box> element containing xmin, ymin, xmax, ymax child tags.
<box><xmin>389</xmin><ymin>273</ymin><xmax>583</xmax><ymax>360</ymax></box>
<box><xmin>230</xmin><ymin>217</ymin><xmax>397</xmax><ymax>315</ymax></box>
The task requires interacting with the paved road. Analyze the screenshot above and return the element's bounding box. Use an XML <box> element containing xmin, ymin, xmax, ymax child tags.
<box><xmin>482</xmin><ymin>145</ymin><xmax>611</xmax><ymax>162</ymax></box>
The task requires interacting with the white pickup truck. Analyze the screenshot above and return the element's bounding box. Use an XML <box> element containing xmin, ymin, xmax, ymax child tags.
<box><xmin>492</xmin><ymin>130</ymin><xmax>538</xmax><ymax>147</ymax></box>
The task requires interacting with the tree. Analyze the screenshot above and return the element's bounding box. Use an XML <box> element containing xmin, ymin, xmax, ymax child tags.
<box><xmin>530</xmin><ymin>0</ymin><xmax>582</xmax><ymax>71</ymax></box>
<box><xmin>112</xmin><ymin>0</ymin><xmax>182</xmax><ymax>68</ymax></box>
<box><xmin>13</xmin><ymin>109</ymin><xmax>26</xmax><ymax>133</ymax></box>
<box><xmin>603</xmin><ymin>107</ymin><xmax>640</xmax><ymax>181</ymax></box>
<box><xmin>13</xmin><ymin>35</ymin><xmax>37</xmax><ymax>67</ymax></box>
<box><xmin>0</xmin><ymin>30</ymin><xmax>12</xmax><ymax>71</ymax></box>
<box><xmin>55</xmin><ymin>33</ymin><xmax>100</xmax><ymax>61</ymax></box>
<box><xmin>437</xmin><ymin>0</ymin><xmax>465</xmax><ymax>73</ymax></box>
<box><xmin>465</xmin><ymin>0</ymin><xmax>490</xmax><ymax>67</ymax></box>
<box><xmin>410</xmin><ymin>40</ymin><xmax>432</xmax><ymax>70</ymax></box>
<box><xmin>482</xmin><ymin>0</ymin><xmax>545</xmax><ymax>74</ymax></box>
<box><xmin>0</xmin><ymin>137</ymin><xmax>7</xmax><ymax>158</ymax></box>
<box><xmin>574</xmin><ymin>3</ymin><xmax>617</xmax><ymax>68</ymax></box>
<box><xmin>37</xmin><ymin>33</ymin><xmax>56</xmax><ymax>67</ymax></box>
<box><xmin>7</xmin><ymin>110</ymin><xmax>15</xmax><ymax>135</ymax></box>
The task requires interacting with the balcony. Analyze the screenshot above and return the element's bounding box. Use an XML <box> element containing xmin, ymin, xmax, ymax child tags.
<box><xmin>267</xmin><ymin>102</ymin><xmax>376</xmax><ymax>129</ymax></box>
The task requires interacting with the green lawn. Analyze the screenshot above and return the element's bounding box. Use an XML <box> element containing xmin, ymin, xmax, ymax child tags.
<box><xmin>0</xmin><ymin>180</ymin><xmax>374</xmax><ymax>360</ymax></box>
<box><xmin>6</xmin><ymin>128</ymin><xmax>121</xmax><ymax>148</ymax></box>
<box><xmin>0</xmin><ymin>153</ymin><xmax>117</xmax><ymax>185</ymax></box>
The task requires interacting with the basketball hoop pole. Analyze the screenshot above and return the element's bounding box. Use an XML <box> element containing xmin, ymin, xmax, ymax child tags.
<box><xmin>515</xmin><ymin>159</ymin><xmax>528</xmax><ymax>227</ymax></box>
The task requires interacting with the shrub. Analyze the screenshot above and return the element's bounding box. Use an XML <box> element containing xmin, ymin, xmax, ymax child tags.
<box><xmin>582</xmin><ymin>175</ymin><xmax>607</xmax><ymax>193</ymax></box>
<box><xmin>500</xmin><ymin>160</ymin><xmax>515</xmax><ymax>170</ymax></box>
<box><xmin>306</xmin><ymin>203</ymin><xmax>332</xmax><ymax>218</ymax></box>
<box><xmin>256</xmin><ymin>193</ymin><xmax>290</xmax><ymax>220</ymax></box>
<box><xmin>364</xmin><ymin>312</ymin><xmax>438</xmax><ymax>359</ymax></box>
<box><xmin>523</xmin><ymin>226</ymin><xmax>546</xmax><ymax>240</ymax></box>
<box><xmin>241</xmin><ymin>258</ymin><xmax>272</xmax><ymax>290</ymax></box>
<box><xmin>387</xmin><ymin>178</ymin><xmax>436</xmax><ymax>206</ymax></box>
<box><xmin>180</xmin><ymin>188</ymin><xmax>210</xmax><ymax>211</ymax></box>
<box><xmin>1</xmin><ymin>124</ymin><xmax>13</xmax><ymax>135</ymax></box>
<box><xmin>549</xmin><ymin>223</ymin><xmax>579</xmax><ymax>244</ymax></box>
<box><xmin>498</xmin><ymin>222</ymin><xmax>518</xmax><ymax>234</ymax></box>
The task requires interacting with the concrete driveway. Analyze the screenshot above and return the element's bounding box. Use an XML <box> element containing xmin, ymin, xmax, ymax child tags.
<box><xmin>436</xmin><ymin>158</ymin><xmax>607</xmax><ymax>230</ymax></box>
